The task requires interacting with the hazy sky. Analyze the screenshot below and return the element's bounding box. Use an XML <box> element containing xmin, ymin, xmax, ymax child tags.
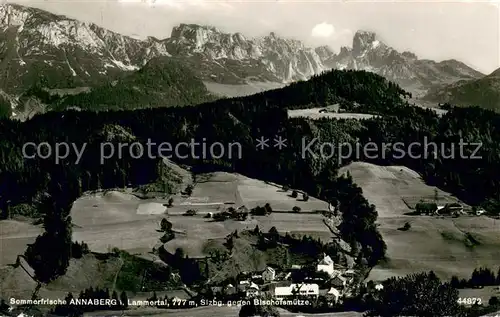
<box><xmin>9</xmin><ymin>0</ymin><xmax>500</xmax><ymax>74</ymax></box>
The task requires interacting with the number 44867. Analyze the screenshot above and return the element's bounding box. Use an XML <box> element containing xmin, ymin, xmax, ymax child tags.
<box><xmin>457</xmin><ymin>297</ymin><xmax>482</xmax><ymax>305</ymax></box>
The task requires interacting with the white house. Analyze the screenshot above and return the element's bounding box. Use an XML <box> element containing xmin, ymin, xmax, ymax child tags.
<box><xmin>476</xmin><ymin>208</ymin><xmax>486</xmax><ymax>216</ymax></box>
<box><xmin>262</xmin><ymin>266</ymin><xmax>276</xmax><ymax>282</ymax></box>
<box><xmin>375</xmin><ymin>284</ymin><xmax>384</xmax><ymax>291</ymax></box>
<box><xmin>273</xmin><ymin>283</ymin><xmax>319</xmax><ymax>299</ymax></box>
<box><xmin>316</xmin><ymin>254</ymin><xmax>335</xmax><ymax>277</ymax></box>
<box><xmin>246</xmin><ymin>282</ymin><xmax>259</xmax><ymax>297</ymax></box>
<box><xmin>326</xmin><ymin>287</ymin><xmax>341</xmax><ymax>303</ymax></box>
<box><xmin>238</xmin><ymin>280</ymin><xmax>250</xmax><ymax>291</ymax></box>
<box><xmin>291</xmin><ymin>283</ymin><xmax>319</xmax><ymax>297</ymax></box>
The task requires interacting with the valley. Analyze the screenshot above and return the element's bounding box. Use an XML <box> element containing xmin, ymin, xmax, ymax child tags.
<box><xmin>0</xmin><ymin>2</ymin><xmax>499</xmax><ymax>317</ymax></box>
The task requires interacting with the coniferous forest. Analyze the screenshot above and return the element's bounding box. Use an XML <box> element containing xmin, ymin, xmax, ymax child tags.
<box><xmin>1</xmin><ymin>68</ymin><xmax>500</xmax><ymax>291</ymax></box>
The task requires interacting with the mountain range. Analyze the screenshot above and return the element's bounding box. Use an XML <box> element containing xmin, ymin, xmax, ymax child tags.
<box><xmin>0</xmin><ymin>3</ymin><xmax>494</xmax><ymax>117</ymax></box>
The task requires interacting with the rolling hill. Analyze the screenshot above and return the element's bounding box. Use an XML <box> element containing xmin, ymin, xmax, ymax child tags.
<box><xmin>423</xmin><ymin>68</ymin><xmax>500</xmax><ymax>111</ymax></box>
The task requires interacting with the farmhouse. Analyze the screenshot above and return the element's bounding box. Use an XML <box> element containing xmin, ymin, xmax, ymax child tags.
<box><xmin>326</xmin><ymin>287</ymin><xmax>341</xmax><ymax>303</ymax></box>
<box><xmin>475</xmin><ymin>208</ymin><xmax>486</xmax><ymax>216</ymax></box>
<box><xmin>246</xmin><ymin>282</ymin><xmax>259</xmax><ymax>297</ymax></box>
<box><xmin>262</xmin><ymin>266</ymin><xmax>276</xmax><ymax>282</ymax></box>
<box><xmin>238</xmin><ymin>280</ymin><xmax>250</xmax><ymax>291</ymax></box>
<box><xmin>317</xmin><ymin>254</ymin><xmax>335</xmax><ymax>277</ymax></box>
<box><xmin>273</xmin><ymin>283</ymin><xmax>319</xmax><ymax>299</ymax></box>
<box><xmin>415</xmin><ymin>202</ymin><xmax>438</xmax><ymax>215</ymax></box>
<box><xmin>439</xmin><ymin>203</ymin><xmax>464</xmax><ymax>215</ymax></box>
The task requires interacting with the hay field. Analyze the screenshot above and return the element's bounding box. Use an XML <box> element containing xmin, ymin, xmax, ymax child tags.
<box><xmin>339</xmin><ymin>163</ymin><xmax>463</xmax><ymax>218</ymax></box>
<box><xmin>163</xmin><ymin>216</ymin><xmax>256</xmax><ymax>257</ymax></box>
<box><xmin>237</xmin><ymin>176</ymin><xmax>328</xmax><ymax>211</ymax></box>
<box><xmin>70</xmin><ymin>191</ymin><xmax>168</xmax><ymax>254</ymax></box>
<box><xmin>254</xmin><ymin>213</ymin><xmax>333</xmax><ymax>242</ymax></box>
<box><xmin>178</xmin><ymin>171</ymin><xmax>329</xmax><ymax>212</ymax></box>
<box><xmin>165</xmin><ymin>212</ymin><xmax>333</xmax><ymax>258</ymax></box>
<box><xmin>339</xmin><ymin>162</ymin><xmax>500</xmax><ymax>281</ymax></box>
<box><xmin>164</xmin><ymin>172</ymin><xmax>333</xmax><ymax>258</ymax></box>
<box><xmin>0</xmin><ymin>220</ymin><xmax>43</xmax><ymax>266</ymax></box>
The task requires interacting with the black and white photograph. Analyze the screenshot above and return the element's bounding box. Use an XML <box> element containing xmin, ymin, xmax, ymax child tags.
<box><xmin>0</xmin><ymin>0</ymin><xmax>499</xmax><ymax>316</ymax></box>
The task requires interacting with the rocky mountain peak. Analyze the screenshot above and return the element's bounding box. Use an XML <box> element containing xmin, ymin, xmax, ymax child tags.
<box><xmin>352</xmin><ymin>30</ymin><xmax>379</xmax><ymax>55</ymax></box>
<box><xmin>0</xmin><ymin>3</ymin><xmax>486</xmax><ymax>107</ymax></box>
<box><xmin>170</xmin><ymin>23</ymin><xmax>220</xmax><ymax>38</ymax></box>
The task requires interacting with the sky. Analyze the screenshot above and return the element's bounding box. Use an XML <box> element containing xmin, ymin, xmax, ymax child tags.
<box><xmin>9</xmin><ymin>0</ymin><xmax>500</xmax><ymax>74</ymax></box>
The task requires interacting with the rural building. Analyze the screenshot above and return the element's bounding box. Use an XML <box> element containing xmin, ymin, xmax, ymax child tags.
<box><xmin>262</xmin><ymin>266</ymin><xmax>276</xmax><ymax>281</ymax></box>
<box><xmin>415</xmin><ymin>202</ymin><xmax>438</xmax><ymax>215</ymax></box>
<box><xmin>317</xmin><ymin>254</ymin><xmax>335</xmax><ymax>276</ymax></box>
<box><xmin>291</xmin><ymin>283</ymin><xmax>319</xmax><ymax>297</ymax></box>
<box><xmin>375</xmin><ymin>284</ymin><xmax>384</xmax><ymax>291</ymax></box>
<box><xmin>326</xmin><ymin>287</ymin><xmax>341</xmax><ymax>303</ymax></box>
<box><xmin>475</xmin><ymin>208</ymin><xmax>486</xmax><ymax>216</ymax></box>
<box><xmin>225</xmin><ymin>284</ymin><xmax>237</xmax><ymax>295</ymax></box>
<box><xmin>238</xmin><ymin>280</ymin><xmax>250</xmax><ymax>291</ymax></box>
<box><xmin>440</xmin><ymin>203</ymin><xmax>464</xmax><ymax>215</ymax></box>
<box><xmin>246</xmin><ymin>282</ymin><xmax>260</xmax><ymax>297</ymax></box>
<box><xmin>331</xmin><ymin>275</ymin><xmax>347</xmax><ymax>288</ymax></box>
<box><xmin>273</xmin><ymin>283</ymin><xmax>319</xmax><ymax>299</ymax></box>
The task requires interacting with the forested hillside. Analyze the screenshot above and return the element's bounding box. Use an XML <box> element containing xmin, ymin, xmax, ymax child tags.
<box><xmin>21</xmin><ymin>57</ymin><xmax>217</xmax><ymax>112</ymax></box>
<box><xmin>1</xmin><ymin>68</ymin><xmax>499</xmax><ymax>283</ymax></box>
<box><xmin>423</xmin><ymin>70</ymin><xmax>500</xmax><ymax>112</ymax></box>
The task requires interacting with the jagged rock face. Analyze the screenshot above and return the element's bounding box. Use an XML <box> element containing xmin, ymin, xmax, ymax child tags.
<box><xmin>0</xmin><ymin>3</ymin><xmax>158</xmax><ymax>95</ymax></box>
<box><xmin>322</xmin><ymin>30</ymin><xmax>484</xmax><ymax>97</ymax></box>
<box><xmin>0</xmin><ymin>3</ymin><xmax>485</xmax><ymax>102</ymax></box>
<box><xmin>163</xmin><ymin>23</ymin><xmax>327</xmax><ymax>83</ymax></box>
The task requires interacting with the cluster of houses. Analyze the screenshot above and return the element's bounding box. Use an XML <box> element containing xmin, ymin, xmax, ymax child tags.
<box><xmin>415</xmin><ymin>202</ymin><xmax>486</xmax><ymax>217</ymax></box>
<box><xmin>211</xmin><ymin>254</ymin><xmax>358</xmax><ymax>304</ymax></box>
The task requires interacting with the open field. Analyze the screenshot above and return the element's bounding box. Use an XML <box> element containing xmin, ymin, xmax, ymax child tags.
<box><xmin>287</xmin><ymin>108</ymin><xmax>376</xmax><ymax>120</ymax></box>
<box><xmin>164</xmin><ymin>172</ymin><xmax>333</xmax><ymax>259</ymax></box>
<box><xmin>237</xmin><ymin>176</ymin><xmax>328</xmax><ymax>211</ymax></box>
<box><xmin>0</xmin><ymin>253</ymin><xmax>122</xmax><ymax>300</ymax></box>
<box><xmin>67</xmin><ymin>172</ymin><xmax>329</xmax><ymax>258</ymax></box>
<box><xmin>0</xmin><ymin>220</ymin><xmax>43</xmax><ymax>266</ymax></box>
<box><xmin>70</xmin><ymin>191</ymin><xmax>167</xmax><ymax>254</ymax></box>
<box><xmin>254</xmin><ymin>213</ymin><xmax>333</xmax><ymax>241</ymax></box>
<box><xmin>164</xmin><ymin>212</ymin><xmax>333</xmax><ymax>258</ymax></box>
<box><xmin>170</xmin><ymin>172</ymin><xmax>328</xmax><ymax>214</ymax></box>
<box><xmin>339</xmin><ymin>162</ymin><xmax>500</xmax><ymax>281</ymax></box>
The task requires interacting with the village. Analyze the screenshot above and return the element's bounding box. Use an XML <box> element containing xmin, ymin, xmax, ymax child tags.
<box><xmin>205</xmin><ymin>253</ymin><xmax>372</xmax><ymax>305</ymax></box>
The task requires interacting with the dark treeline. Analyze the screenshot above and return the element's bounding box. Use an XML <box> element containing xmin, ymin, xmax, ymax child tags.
<box><xmin>450</xmin><ymin>266</ymin><xmax>500</xmax><ymax>289</ymax></box>
<box><xmin>1</xmin><ymin>69</ymin><xmax>499</xmax><ymax>283</ymax></box>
